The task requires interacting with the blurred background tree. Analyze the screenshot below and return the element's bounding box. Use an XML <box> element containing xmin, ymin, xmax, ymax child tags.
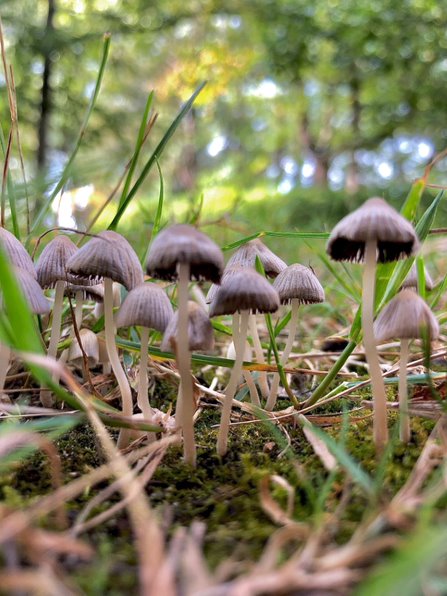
<box><xmin>1</xmin><ymin>0</ymin><xmax>447</xmax><ymax>251</ymax></box>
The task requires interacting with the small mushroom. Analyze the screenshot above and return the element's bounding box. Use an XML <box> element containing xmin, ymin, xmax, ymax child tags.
<box><xmin>401</xmin><ymin>263</ymin><xmax>434</xmax><ymax>293</ymax></box>
<box><xmin>374</xmin><ymin>289</ymin><xmax>439</xmax><ymax>442</ymax></box>
<box><xmin>209</xmin><ymin>267</ymin><xmax>279</xmax><ymax>456</ymax></box>
<box><xmin>67</xmin><ymin>230</ymin><xmax>144</xmax><ymax>448</ymax></box>
<box><xmin>0</xmin><ymin>227</ymin><xmax>36</xmax><ymax>278</ymax></box>
<box><xmin>68</xmin><ymin>328</ymin><xmax>100</xmax><ymax>371</ymax></box>
<box><xmin>327</xmin><ymin>197</ymin><xmax>419</xmax><ymax>450</ymax></box>
<box><xmin>267</xmin><ymin>264</ymin><xmax>325</xmax><ymax>410</ymax></box>
<box><xmin>146</xmin><ymin>224</ymin><xmax>224</xmax><ymax>466</ymax></box>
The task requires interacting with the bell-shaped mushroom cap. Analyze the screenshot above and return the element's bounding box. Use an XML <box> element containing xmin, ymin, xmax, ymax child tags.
<box><xmin>68</xmin><ymin>328</ymin><xmax>99</xmax><ymax>369</ymax></box>
<box><xmin>226</xmin><ymin>238</ymin><xmax>287</xmax><ymax>278</ymax></box>
<box><xmin>0</xmin><ymin>227</ymin><xmax>36</xmax><ymax>279</ymax></box>
<box><xmin>36</xmin><ymin>235</ymin><xmax>79</xmax><ymax>288</ymax></box>
<box><xmin>374</xmin><ymin>289</ymin><xmax>439</xmax><ymax>343</ymax></box>
<box><xmin>14</xmin><ymin>267</ymin><xmax>51</xmax><ymax>314</ymax></box>
<box><xmin>327</xmin><ymin>197</ymin><xmax>420</xmax><ymax>263</ymax></box>
<box><xmin>273</xmin><ymin>263</ymin><xmax>325</xmax><ymax>305</ymax></box>
<box><xmin>161</xmin><ymin>301</ymin><xmax>214</xmax><ymax>352</ymax></box>
<box><xmin>67</xmin><ymin>231</ymin><xmax>144</xmax><ymax>290</ymax></box>
<box><xmin>401</xmin><ymin>263</ymin><xmax>434</xmax><ymax>292</ymax></box>
<box><xmin>206</xmin><ymin>265</ymin><xmax>244</xmax><ymax>304</ymax></box>
<box><xmin>115</xmin><ymin>283</ymin><xmax>174</xmax><ymax>332</ymax></box>
<box><xmin>145</xmin><ymin>224</ymin><xmax>224</xmax><ymax>283</ymax></box>
<box><xmin>209</xmin><ymin>266</ymin><xmax>280</xmax><ymax>317</ymax></box>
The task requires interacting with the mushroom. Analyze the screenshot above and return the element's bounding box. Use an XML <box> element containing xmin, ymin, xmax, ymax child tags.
<box><xmin>67</xmin><ymin>230</ymin><xmax>144</xmax><ymax>448</ymax></box>
<box><xmin>0</xmin><ymin>227</ymin><xmax>36</xmax><ymax>278</ymax></box>
<box><xmin>327</xmin><ymin>197</ymin><xmax>419</xmax><ymax>450</ymax></box>
<box><xmin>36</xmin><ymin>235</ymin><xmax>79</xmax><ymax>406</ymax></box>
<box><xmin>68</xmin><ymin>328</ymin><xmax>100</xmax><ymax>372</ymax></box>
<box><xmin>401</xmin><ymin>263</ymin><xmax>434</xmax><ymax>293</ymax></box>
<box><xmin>209</xmin><ymin>266</ymin><xmax>279</xmax><ymax>456</ymax></box>
<box><xmin>146</xmin><ymin>224</ymin><xmax>224</xmax><ymax>466</ymax></box>
<box><xmin>226</xmin><ymin>239</ymin><xmax>287</xmax><ymax>399</ymax></box>
<box><xmin>374</xmin><ymin>289</ymin><xmax>439</xmax><ymax>442</ymax></box>
<box><xmin>266</xmin><ymin>264</ymin><xmax>325</xmax><ymax>410</ymax></box>
<box><xmin>116</xmin><ymin>282</ymin><xmax>173</xmax><ymax>423</ymax></box>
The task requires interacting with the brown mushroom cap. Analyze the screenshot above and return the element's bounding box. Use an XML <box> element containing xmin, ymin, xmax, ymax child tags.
<box><xmin>374</xmin><ymin>289</ymin><xmax>439</xmax><ymax>342</ymax></box>
<box><xmin>36</xmin><ymin>235</ymin><xmax>79</xmax><ymax>288</ymax></box>
<box><xmin>401</xmin><ymin>263</ymin><xmax>434</xmax><ymax>292</ymax></box>
<box><xmin>161</xmin><ymin>301</ymin><xmax>214</xmax><ymax>352</ymax></box>
<box><xmin>14</xmin><ymin>267</ymin><xmax>51</xmax><ymax>314</ymax></box>
<box><xmin>66</xmin><ymin>230</ymin><xmax>144</xmax><ymax>290</ymax></box>
<box><xmin>273</xmin><ymin>263</ymin><xmax>325</xmax><ymax>304</ymax></box>
<box><xmin>209</xmin><ymin>266</ymin><xmax>280</xmax><ymax>317</ymax></box>
<box><xmin>226</xmin><ymin>239</ymin><xmax>287</xmax><ymax>278</ymax></box>
<box><xmin>327</xmin><ymin>197</ymin><xmax>420</xmax><ymax>263</ymax></box>
<box><xmin>0</xmin><ymin>227</ymin><xmax>36</xmax><ymax>279</ymax></box>
<box><xmin>115</xmin><ymin>283</ymin><xmax>173</xmax><ymax>332</ymax></box>
<box><xmin>145</xmin><ymin>224</ymin><xmax>224</xmax><ymax>283</ymax></box>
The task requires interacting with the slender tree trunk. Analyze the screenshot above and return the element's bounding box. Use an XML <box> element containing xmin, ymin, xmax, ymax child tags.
<box><xmin>36</xmin><ymin>0</ymin><xmax>56</xmax><ymax>173</ymax></box>
<box><xmin>345</xmin><ymin>76</ymin><xmax>361</xmax><ymax>194</ymax></box>
<box><xmin>300</xmin><ymin>113</ymin><xmax>330</xmax><ymax>187</ymax></box>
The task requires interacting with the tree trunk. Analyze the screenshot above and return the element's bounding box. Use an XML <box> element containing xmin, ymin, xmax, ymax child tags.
<box><xmin>345</xmin><ymin>76</ymin><xmax>361</xmax><ymax>194</ymax></box>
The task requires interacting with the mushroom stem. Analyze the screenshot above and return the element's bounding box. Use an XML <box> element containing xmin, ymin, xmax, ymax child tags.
<box><xmin>362</xmin><ymin>239</ymin><xmax>388</xmax><ymax>450</ymax></box>
<box><xmin>0</xmin><ymin>342</ymin><xmax>11</xmax><ymax>395</ymax></box>
<box><xmin>266</xmin><ymin>298</ymin><xmax>300</xmax><ymax>411</ymax></box>
<box><xmin>104</xmin><ymin>277</ymin><xmax>132</xmax><ymax>449</ymax></box>
<box><xmin>249</xmin><ymin>314</ymin><xmax>269</xmax><ymax>398</ymax></box>
<box><xmin>138</xmin><ymin>326</ymin><xmax>155</xmax><ymax>443</ymax></box>
<box><xmin>233</xmin><ymin>326</ymin><xmax>260</xmax><ymax>406</ymax></box>
<box><xmin>398</xmin><ymin>338</ymin><xmax>410</xmax><ymax>443</ymax></box>
<box><xmin>217</xmin><ymin>310</ymin><xmax>249</xmax><ymax>457</ymax></box>
<box><xmin>176</xmin><ymin>262</ymin><xmax>196</xmax><ymax>467</ymax></box>
<box><xmin>40</xmin><ymin>279</ymin><xmax>66</xmax><ymax>407</ymax></box>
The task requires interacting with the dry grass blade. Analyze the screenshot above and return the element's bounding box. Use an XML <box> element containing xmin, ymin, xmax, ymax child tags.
<box><xmin>259</xmin><ymin>474</ymin><xmax>298</xmax><ymax>526</ymax></box>
<box><xmin>298</xmin><ymin>414</ymin><xmax>338</xmax><ymax>471</ymax></box>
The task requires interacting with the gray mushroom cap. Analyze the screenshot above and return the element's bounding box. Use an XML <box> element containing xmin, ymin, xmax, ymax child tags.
<box><xmin>273</xmin><ymin>263</ymin><xmax>325</xmax><ymax>305</ymax></box>
<box><xmin>14</xmin><ymin>267</ymin><xmax>51</xmax><ymax>314</ymax></box>
<box><xmin>0</xmin><ymin>227</ymin><xmax>36</xmax><ymax>279</ymax></box>
<box><xmin>36</xmin><ymin>235</ymin><xmax>79</xmax><ymax>288</ymax></box>
<box><xmin>146</xmin><ymin>224</ymin><xmax>224</xmax><ymax>283</ymax></box>
<box><xmin>115</xmin><ymin>283</ymin><xmax>174</xmax><ymax>332</ymax></box>
<box><xmin>401</xmin><ymin>263</ymin><xmax>434</xmax><ymax>292</ymax></box>
<box><xmin>374</xmin><ymin>289</ymin><xmax>439</xmax><ymax>342</ymax></box>
<box><xmin>226</xmin><ymin>238</ymin><xmax>287</xmax><ymax>278</ymax></box>
<box><xmin>209</xmin><ymin>266</ymin><xmax>280</xmax><ymax>317</ymax></box>
<box><xmin>64</xmin><ymin>283</ymin><xmax>105</xmax><ymax>303</ymax></box>
<box><xmin>66</xmin><ymin>230</ymin><xmax>144</xmax><ymax>290</ymax></box>
<box><xmin>327</xmin><ymin>197</ymin><xmax>420</xmax><ymax>263</ymax></box>
<box><xmin>161</xmin><ymin>301</ymin><xmax>214</xmax><ymax>352</ymax></box>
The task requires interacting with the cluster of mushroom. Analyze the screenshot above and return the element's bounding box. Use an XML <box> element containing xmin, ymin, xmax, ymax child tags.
<box><xmin>0</xmin><ymin>194</ymin><xmax>439</xmax><ymax>463</ymax></box>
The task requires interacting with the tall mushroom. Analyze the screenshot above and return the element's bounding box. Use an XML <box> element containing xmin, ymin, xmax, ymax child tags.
<box><xmin>327</xmin><ymin>197</ymin><xmax>419</xmax><ymax>450</ymax></box>
<box><xmin>116</xmin><ymin>282</ymin><xmax>173</xmax><ymax>423</ymax></box>
<box><xmin>374</xmin><ymin>289</ymin><xmax>439</xmax><ymax>442</ymax></box>
<box><xmin>209</xmin><ymin>267</ymin><xmax>279</xmax><ymax>456</ymax></box>
<box><xmin>226</xmin><ymin>239</ymin><xmax>287</xmax><ymax>399</ymax></box>
<box><xmin>146</xmin><ymin>224</ymin><xmax>224</xmax><ymax>466</ymax></box>
<box><xmin>266</xmin><ymin>264</ymin><xmax>325</xmax><ymax>411</ymax></box>
<box><xmin>67</xmin><ymin>230</ymin><xmax>144</xmax><ymax>448</ymax></box>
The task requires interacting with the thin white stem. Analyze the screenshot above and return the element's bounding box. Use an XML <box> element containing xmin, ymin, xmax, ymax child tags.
<box><xmin>104</xmin><ymin>278</ymin><xmax>132</xmax><ymax>449</ymax></box>
<box><xmin>362</xmin><ymin>239</ymin><xmax>388</xmax><ymax>450</ymax></box>
<box><xmin>249</xmin><ymin>314</ymin><xmax>269</xmax><ymax>398</ymax></box>
<box><xmin>0</xmin><ymin>343</ymin><xmax>11</xmax><ymax>394</ymax></box>
<box><xmin>176</xmin><ymin>262</ymin><xmax>196</xmax><ymax>467</ymax></box>
<box><xmin>399</xmin><ymin>338</ymin><xmax>410</xmax><ymax>443</ymax></box>
<box><xmin>138</xmin><ymin>327</ymin><xmax>155</xmax><ymax>443</ymax></box>
<box><xmin>233</xmin><ymin>319</ymin><xmax>260</xmax><ymax>406</ymax></box>
<box><xmin>217</xmin><ymin>310</ymin><xmax>249</xmax><ymax>457</ymax></box>
<box><xmin>266</xmin><ymin>299</ymin><xmax>300</xmax><ymax>411</ymax></box>
<box><xmin>40</xmin><ymin>280</ymin><xmax>65</xmax><ymax>408</ymax></box>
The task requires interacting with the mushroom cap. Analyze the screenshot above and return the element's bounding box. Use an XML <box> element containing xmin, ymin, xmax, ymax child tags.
<box><xmin>0</xmin><ymin>227</ymin><xmax>36</xmax><ymax>279</ymax></box>
<box><xmin>327</xmin><ymin>197</ymin><xmax>420</xmax><ymax>263</ymax></box>
<box><xmin>273</xmin><ymin>263</ymin><xmax>325</xmax><ymax>305</ymax></box>
<box><xmin>226</xmin><ymin>239</ymin><xmax>287</xmax><ymax>278</ymax></box>
<box><xmin>66</xmin><ymin>231</ymin><xmax>144</xmax><ymax>290</ymax></box>
<box><xmin>145</xmin><ymin>224</ymin><xmax>224</xmax><ymax>283</ymax></box>
<box><xmin>68</xmin><ymin>328</ymin><xmax>99</xmax><ymax>368</ymax></box>
<box><xmin>206</xmin><ymin>265</ymin><xmax>243</xmax><ymax>304</ymax></box>
<box><xmin>36</xmin><ymin>235</ymin><xmax>79</xmax><ymax>288</ymax></box>
<box><xmin>14</xmin><ymin>267</ymin><xmax>51</xmax><ymax>314</ymax></box>
<box><xmin>115</xmin><ymin>283</ymin><xmax>173</xmax><ymax>332</ymax></box>
<box><xmin>161</xmin><ymin>301</ymin><xmax>214</xmax><ymax>352</ymax></box>
<box><xmin>65</xmin><ymin>283</ymin><xmax>105</xmax><ymax>303</ymax></box>
<box><xmin>401</xmin><ymin>263</ymin><xmax>434</xmax><ymax>292</ymax></box>
<box><xmin>374</xmin><ymin>289</ymin><xmax>439</xmax><ymax>342</ymax></box>
<box><xmin>209</xmin><ymin>266</ymin><xmax>280</xmax><ymax>316</ymax></box>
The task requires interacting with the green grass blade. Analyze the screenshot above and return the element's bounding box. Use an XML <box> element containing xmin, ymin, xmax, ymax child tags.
<box><xmin>416</xmin><ymin>256</ymin><xmax>426</xmax><ymax>299</ymax></box>
<box><xmin>222</xmin><ymin>231</ymin><xmax>328</xmax><ymax>251</ymax></box>
<box><xmin>118</xmin><ymin>91</ymin><xmax>154</xmax><ymax>209</ymax></box>
<box><xmin>318</xmin><ymin>251</ymin><xmax>361</xmax><ymax>303</ymax></box>
<box><xmin>400</xmin><ymin>177</ymin><xmax>425</xmax><ymax>220</ymax></box>
<box><xmin>108</xmin><ymin>81</ymin><xmax>206</xmax><ymax>230</ymax></box>
<box><xmin>152</xmin><ymin>156</ymin><xmax>164</xmax><ymax>239</ymax></box>
<box><xmin>0</xmin><ymin>124</ymin><xmax>20</xmax><ymax>239</ymax></box>
<box><xmin>29</xmin><ymin>33</ymin><xmax>111</xmax><ymax>241</ymax></box>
